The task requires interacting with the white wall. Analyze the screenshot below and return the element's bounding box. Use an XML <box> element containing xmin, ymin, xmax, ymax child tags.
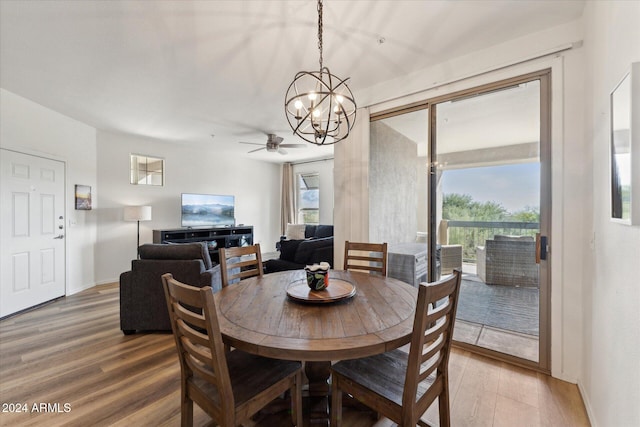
<box><xmin>0</xmin><ymin>89</ymin><xmax>98</xmax><ymax>295</ymax></box>
<box><xmin>95</xmin><ymin>131</ymin><xmax>281</xmax><ymax>283</ymax></box>
<box><xmin>292</xmin><ymin>159</ymin><xmax>334</xmax><ymax>225</ymax></box>
<box><xmin>582</xmin><ymin>2</ymin><xmax>640</xmax><ymax>426</ymax></box>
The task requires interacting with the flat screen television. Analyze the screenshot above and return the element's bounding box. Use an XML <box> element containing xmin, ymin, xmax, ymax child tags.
<box><xmin>181</xmin><ymin>193</ymin><xmax>235</xmax><ymax>228</ymax></box>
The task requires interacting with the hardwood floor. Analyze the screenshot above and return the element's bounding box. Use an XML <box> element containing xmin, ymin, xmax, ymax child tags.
<box><xmin>0</xmin><ymin>283</ymin><xmax>590</xmax><ymax>427</ymax></box>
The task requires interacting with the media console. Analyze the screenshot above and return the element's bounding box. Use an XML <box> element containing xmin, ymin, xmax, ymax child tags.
<box><xmin>153</xmin><ymin>226</ymin><xmax>253</xmax><ymax>264</ymax></box>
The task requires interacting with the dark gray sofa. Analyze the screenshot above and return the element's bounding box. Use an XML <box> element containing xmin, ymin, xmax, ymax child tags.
<box><xmin>119</xmin><ymin>242</ymin><xmax>221</xmax><ymax>334</ymax></box>
<box><xmin>265</xmin><ymin>236</ymin><xmax>334</xmax><ymax>273</ymax></box>
<box><xmin>301</xmin><ymin>224</ymin><xmax>334</xmax><ymax>239</ymax></box>
<box><xmin>276</xmin><ymin>224</ymin><xmax>334</xmax><ymax>249</ymax></box>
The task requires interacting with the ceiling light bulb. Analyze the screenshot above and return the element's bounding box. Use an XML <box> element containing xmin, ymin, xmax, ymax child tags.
<box><xmin>335</xmin><ymin>94</ymin><xmax>344</xmax><ymax>103</ymax></box>
<box><xmin>308</xmin><ymin>92</ymin><xmax>317</xmax><ymax>101</ymax></box>
<box><xmin>294</xmin><ymin>100</ymin><xmax>303</xmax><ymax>110</ymax></box>
<box><xmin>312</xmin><ymin>109</ymin><xmax>321</xmax><ymax>118</ymax></box>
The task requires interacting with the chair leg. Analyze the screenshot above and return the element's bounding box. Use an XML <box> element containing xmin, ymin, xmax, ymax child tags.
<box><xmin>291</xmin><ymin>372</ymin><xmax>303</xmax><ymax>426</ymax></box>
<box><xmin>330</xmin><ymin>375</ymin><xmax>343</xmax><ymax>427</ymax></box>
<box><xmin>181</xmin><ymin>396</ymin><xmax>193</xmax><ymax>427</ymax></box>
<box><xmin>438</xmin><ymin>388</ymin><xmax>451</xmax><ymax>427</ymax></box>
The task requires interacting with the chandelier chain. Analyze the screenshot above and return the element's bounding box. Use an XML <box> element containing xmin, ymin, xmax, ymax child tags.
<box><xmin>317</xmin><ymin>0</ymin><xmax>323</xmax><ymax>70</ymax></box>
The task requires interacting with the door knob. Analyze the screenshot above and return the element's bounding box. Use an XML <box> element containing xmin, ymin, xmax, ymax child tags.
<box><xmin>54</xmin><ymin>235</ymin><xmax>64</xmax><ymax>239</ymax></box>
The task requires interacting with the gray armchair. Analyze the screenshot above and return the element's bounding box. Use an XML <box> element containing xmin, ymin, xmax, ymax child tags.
<box><xmin>120</xmin><ymin>243</ymin><xmax>221</xmax><ymax>334</ymax></box>
<box><xmin>476</xmin><ymin>235</ymin><xmax>539</xmax><ymax>287</ymax></box>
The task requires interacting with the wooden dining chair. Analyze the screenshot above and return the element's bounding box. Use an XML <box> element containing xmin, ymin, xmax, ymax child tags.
<box><xmin>343</xmin><ymin>241</ymin><xmax>388</xmax><ymax>276</ymax></box>
<box><xmin>330</xmin><ymin>269</ymin><xmax>462</xmax><ymax>427</ymax></box>
<box><xmin>162</xmin><ymin>273</ymin><xmax>303</xmax><ymax>427</ymax></box>
<box><xmin>219</xmin><ymin>243</ymin><xmax>263</xmax><ymax>288</ymax></box>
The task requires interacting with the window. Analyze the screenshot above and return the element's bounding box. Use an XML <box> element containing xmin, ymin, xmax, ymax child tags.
<box><xmin>130</xmin><ymin>154</ymin><xmax>164</xmax><ymax>186</ymax></box>
<box><xmin>297</xmin><ymin>172</ymin><xmax>319</xmax><ymax>224</ymax></box>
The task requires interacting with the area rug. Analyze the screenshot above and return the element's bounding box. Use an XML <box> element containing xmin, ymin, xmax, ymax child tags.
<box><xmin>456</xmin><ymin>276</ymin><xmax>539</xmax><ymax>336</ymax></box>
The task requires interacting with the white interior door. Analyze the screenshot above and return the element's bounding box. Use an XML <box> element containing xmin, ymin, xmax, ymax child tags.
<box><xmin>0</xmin><ymin>149</ymin><xmax>66</xmax><ymax>318</ymax></box>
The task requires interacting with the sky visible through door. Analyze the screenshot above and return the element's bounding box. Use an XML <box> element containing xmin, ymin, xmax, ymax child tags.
<box><xmin>442</xmin><ymin>162</ymin><xmax>540</xmax><ymax>213</ymax></box>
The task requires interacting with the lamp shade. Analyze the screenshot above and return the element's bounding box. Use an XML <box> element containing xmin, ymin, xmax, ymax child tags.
<box><xmin>124</xmin><ymin>205</ymin><xmax>152</xmax><ymax>222</ymax></box>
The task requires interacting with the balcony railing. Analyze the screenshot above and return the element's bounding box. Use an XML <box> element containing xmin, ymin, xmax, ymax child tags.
<box><xmin>444</xmin><ymin>220</ymin><xmax>539</xmax><ymax>262</ymax></box>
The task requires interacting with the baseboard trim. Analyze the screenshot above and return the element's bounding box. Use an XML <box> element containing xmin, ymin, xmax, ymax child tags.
<box><xmin>66</xmin><ymin>279</ymin><xmax>116</xmax><ymax>296</ymax></box>
<box><xmin>94</xmin><ymin>278</ymin><xmax>119</xmax><ymax>286</ymax></box>
<box><xmin>577</xmin><ymin>380</ymin><xmax>596</xmax><ymax>427</ymax></box>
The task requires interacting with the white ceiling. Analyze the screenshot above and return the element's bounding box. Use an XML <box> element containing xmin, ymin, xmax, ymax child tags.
<box><xmin>0</xmin><ymin>0</ymin><xmax>584</xmax><ymax>163</ymax></box>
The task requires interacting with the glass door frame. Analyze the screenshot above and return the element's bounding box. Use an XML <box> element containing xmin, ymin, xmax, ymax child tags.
<box><xmin>429</xmin><ymin>70</ymin><xmax>551</xmax><ymax>372</ymax></box>
<box><xmin>371</xmin><ymin>69</ymin><xmax>551</xmax><ymax>372</ymax></box>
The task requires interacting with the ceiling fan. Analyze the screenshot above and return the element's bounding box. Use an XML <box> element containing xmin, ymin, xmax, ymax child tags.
<box><xmin>240</xmin><ymin>134</ymin><xmax>305</xmax><ymax>155</ymax></box>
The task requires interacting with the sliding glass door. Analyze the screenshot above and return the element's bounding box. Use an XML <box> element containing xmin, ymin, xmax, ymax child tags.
<box><xmin>430</xmin><ymin>73</ymin><xmax>550</xmax><ymax>370</ymax></box>
<box><xmin>370</xmin><ymin>71</ymin><xmax>551</xmax><ymax>371</ymax></box>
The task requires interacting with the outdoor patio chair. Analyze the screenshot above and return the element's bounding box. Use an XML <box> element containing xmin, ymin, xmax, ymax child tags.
<box><xmin>476</xmin><ymin>235</ymin><xmax>539</xmax><ymax>287</ymax></box>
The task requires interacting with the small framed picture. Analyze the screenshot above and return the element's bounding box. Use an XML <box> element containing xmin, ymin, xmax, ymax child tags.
<box><xmin>75</xmin><ymin>185</ymin><xmax>92</xmax><ymax>210</ymax></box>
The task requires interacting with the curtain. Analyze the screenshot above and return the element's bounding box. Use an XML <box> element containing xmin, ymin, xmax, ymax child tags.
<box><xmin>281</xmin><ymin>162</ymin><xmax>295</xmax><ymax>234</ymax></box>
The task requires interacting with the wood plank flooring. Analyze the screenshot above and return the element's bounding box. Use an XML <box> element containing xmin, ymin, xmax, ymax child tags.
<box><xmin>0</xmin><ymin>283</ymin><xmax>590</xmax><ymax>427</ymax></box>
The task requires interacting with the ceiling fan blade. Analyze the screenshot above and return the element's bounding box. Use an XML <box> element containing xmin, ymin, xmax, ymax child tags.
<box><xmin>278</xmin><ymin>148</ymin><xmax>288</xmax><ymax>155</ymax></box>
<box><xmin>273</xmin><ymin>136</ymin><xmax>284</xmax><ymax>144</ymax></box>
<box><xmin>248</xmin><ymin>147</ymin><xmax>266</xmax><ymax>153</ymax></box>
<box><xmin>279</xmin><ymin>144</ymin><xmax>306</xmax><ymax>149</ymax></box>
<box><xmin>239</xmin><ymin>141</ymin><xmax>264</xmax><ymax>146</ymax></box>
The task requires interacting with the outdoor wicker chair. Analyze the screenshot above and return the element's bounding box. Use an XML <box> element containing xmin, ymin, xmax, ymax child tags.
<box><xmin>476</xmin><ymin>235</ymin><xmax>539</xmax><ymax>287</ymax></box>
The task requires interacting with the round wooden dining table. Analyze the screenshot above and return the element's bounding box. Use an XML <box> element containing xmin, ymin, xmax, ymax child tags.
<box><xmin>214</xmin><ymin>269</ymin><xmax>418</xmax><ymax>425</ymax></box>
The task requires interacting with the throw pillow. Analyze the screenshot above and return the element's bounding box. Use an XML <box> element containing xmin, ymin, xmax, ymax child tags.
<box><xmin>280</xmin><ymin>239</ymin><xmax>303</xmax><ymax>262</ymax></box>
<box><xmin>285</xmin><ymin>223</ymin><xmax>306</xmax><ymax>240</ymax></box>
<box><xmin>304</xmin><ymin>225</ymin><xmax>317</xmax><ymax>238</ymax></box>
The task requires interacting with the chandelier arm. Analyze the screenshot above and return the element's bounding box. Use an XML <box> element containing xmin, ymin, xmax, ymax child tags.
<box><xmin>320</xmin><ymin>73</ymin><xmax>334</xmax><ymax>142</ymax></box>
<box><xmin>291</xmin><ymin>109</ymin><xmax>313</xmax><ymax>134</ymax></box>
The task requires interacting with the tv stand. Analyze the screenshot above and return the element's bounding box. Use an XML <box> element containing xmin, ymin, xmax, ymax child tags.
<box><xmin>153</xmin><ymin>226</ymin><xmax>253</xmax><ymax>264</ymax></box>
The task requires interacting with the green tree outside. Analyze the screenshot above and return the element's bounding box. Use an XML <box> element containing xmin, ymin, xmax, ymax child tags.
<box><xmin>442</xmin><ymin>193</ymin><xmax>540</xmax><ymax>261</ymax></box>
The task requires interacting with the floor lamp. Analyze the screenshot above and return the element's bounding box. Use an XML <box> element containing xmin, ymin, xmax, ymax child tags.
<box><xmin>124</xmin><ymin>206</ymin><xmax>152</xmax><ymax>258</ymax></box>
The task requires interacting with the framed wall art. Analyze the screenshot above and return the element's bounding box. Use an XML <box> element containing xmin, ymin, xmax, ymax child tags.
<box><xmin>610</xmin><ymin>62</ymin><xmax>639</xmax><ymax>225</ymax></box>
<box><xmin>75</xmin><ymin>185</ymin><xmax>92</xmax><ymax>210</ymax></box>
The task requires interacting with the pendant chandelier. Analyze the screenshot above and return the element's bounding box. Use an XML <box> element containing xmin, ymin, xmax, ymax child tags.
<box><xmin>284</xmin><ymin>0</ymin><xmax>356</xmax><ymax>145</ymax></box>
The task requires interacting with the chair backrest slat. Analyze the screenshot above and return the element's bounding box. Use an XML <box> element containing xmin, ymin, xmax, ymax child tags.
<box><xmin>402</xmin><ymin>270</ymin><xmax>462</xmax><ymax>415</ymax></box>
<box><xmin>219</xmin><ymin>244</ymin><xmax>263</xmax><ymax>287</ymax></box>
<box><xmin>343</xmin><ymin>241</ymin><xmax>388</xmax><ymax>276</ymax></box>
<box><xmin>424</xmin><ymin>315</ymin><xmax>450</xmax><ymax>343</ymax></box>
<box><xmin>421</xmin><ymin>336</ymin><xmax>446</xmax><ymax>364</ymax></box>
<box><xmin>174</xmin><ymin>303</ymin><xmax>207</xmax><ymax>329</ymax></box>
<box><xmin>418</xmin><ymin>354</ymin><xmax>443</xmax><ymax>383</ymax></box>
<box><xmin>178</xmin><ymin>325</ymin><xmax>214</xmax><ymax>358</ymax></box>
<box><xmin>181</xmin><ymin>336</ymin><xmax>215</xmax><ymax>366</ymax></box>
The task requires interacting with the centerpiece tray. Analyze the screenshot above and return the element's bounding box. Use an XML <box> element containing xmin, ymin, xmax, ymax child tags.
<box><xmin>286</xmin><ymin>279</ymin><xmax>356</xmax><ymax>304</ymax></box>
